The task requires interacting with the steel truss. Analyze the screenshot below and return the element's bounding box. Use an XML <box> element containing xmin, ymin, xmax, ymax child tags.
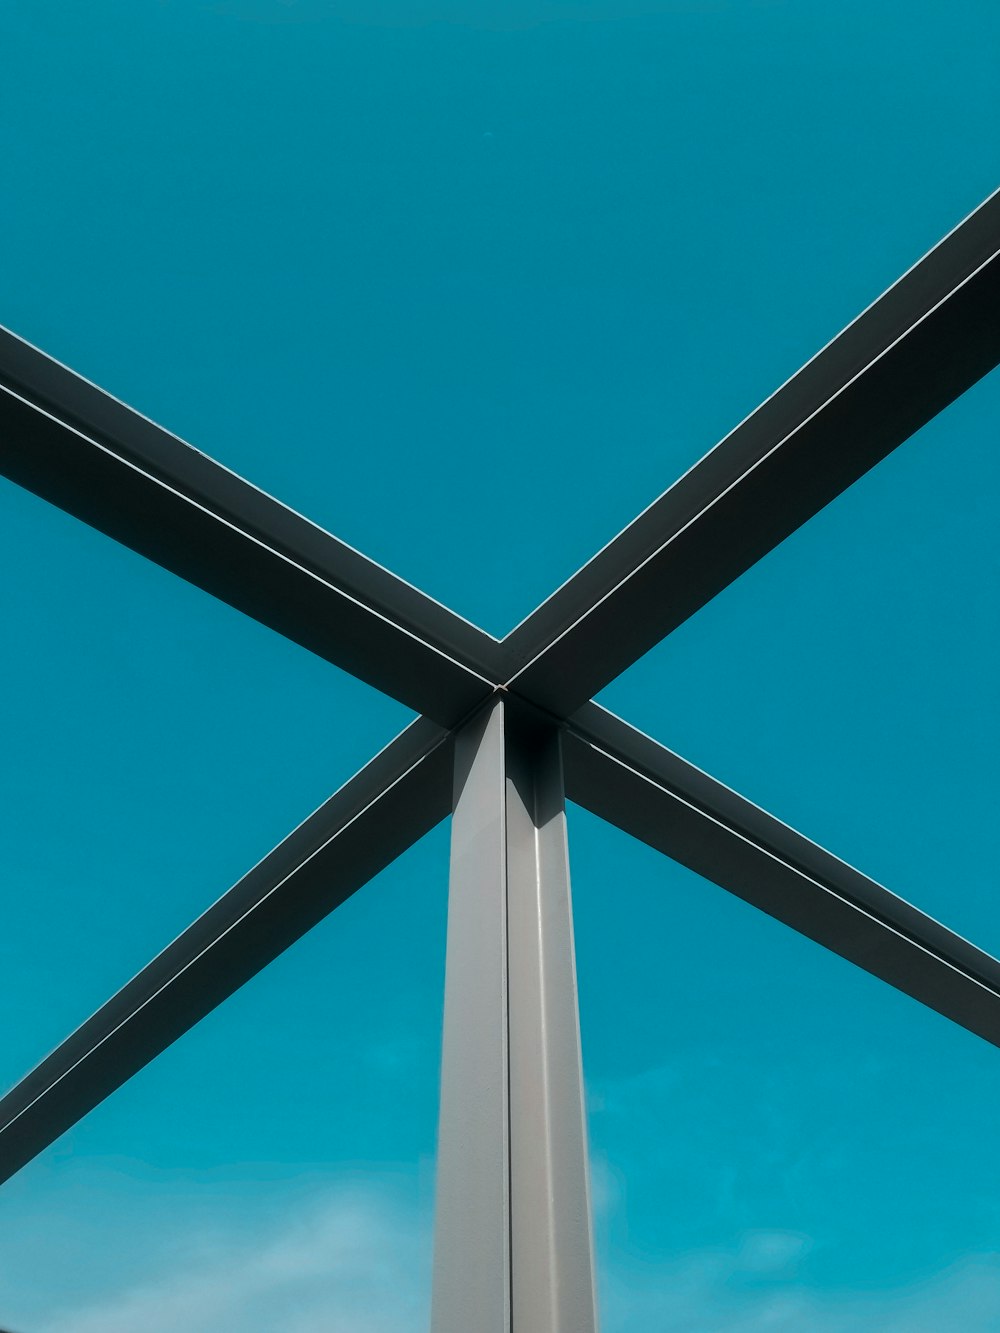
<box><xmin>1</xmin><ymin>187</ymin><xmax>999</xmax><ymax>1329</ymax></box>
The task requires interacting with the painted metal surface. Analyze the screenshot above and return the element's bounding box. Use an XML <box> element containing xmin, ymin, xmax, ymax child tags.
<box><xmin>565</xmin><ymin>705</ymin><xmax>1000</xmax><ymax>1048</ymax></box>
<box><xmin>504</xmin><ymin>188</ymin><xmax>1000</xmax><ymax>712</ymax></box>
<box><xmin>432</xmin><ymin>701</ymin><xmax>511</xmax><ymax>1332</ymax></box>
<box><xmin>0</xmin><ymin>326</ymin><xmax>497</xmax><ymax>725</ymax></box>
<box><xmin>432</xmin><ymin>699</ymin><xmax>597</xmax><ymax>1333</ymax></box>
<box><xmin>0</xmin><ymin>718</ymin><xmax>451</xmax><ymax>1186</ymax></box>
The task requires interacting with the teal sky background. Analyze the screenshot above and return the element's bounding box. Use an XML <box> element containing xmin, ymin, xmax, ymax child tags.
<box><xmin>1</xmin><ymin>1</ymin><xmax>998</xmax><ymax>1328</ymax></box>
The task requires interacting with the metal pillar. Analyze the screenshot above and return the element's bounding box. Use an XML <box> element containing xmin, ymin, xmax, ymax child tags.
<box><xmin>431</xmin><ymin>696</ymin><xmax>598</xmax><ymax>1333</ymax></box>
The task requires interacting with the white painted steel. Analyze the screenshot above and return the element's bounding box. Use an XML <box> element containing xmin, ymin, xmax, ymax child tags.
<box><xmin>432</xmin><ymin>700</ymin><xmax>511</xmax><ymax>1332</ymax></box>
<box><xmin>431</xmin><ymin>698</ymin><xmax>598</xmax><ymax>1333</ymax></box>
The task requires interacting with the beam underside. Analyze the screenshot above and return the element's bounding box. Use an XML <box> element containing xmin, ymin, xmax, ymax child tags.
<box><xmin>509</xmin><ymin>245</ymin><xmax>1000</xmax><ymax>711</ymax></box>
<box><xmin>0</xmin><ymin>327</ymin><xmax>497</xmax><ymax>726</ymax></box>
<box><xmin>512</xmin><ymin>251</ymin><xmax>1000</xmax><ymax>709</ymax></box>
<box><xmin>0</xmin><ymin>719</ymin><xmax>451</xmax><ymax>1186</ymax></box>
<box><xmin>563</xmin><ymin>709</ymin><xmax>1000</xmax><ymax>1049</ymax></box>
<box><xmin>3</xmin><ymin>191</ymin><xmax>999</xmax><ymax>720</ymax></box>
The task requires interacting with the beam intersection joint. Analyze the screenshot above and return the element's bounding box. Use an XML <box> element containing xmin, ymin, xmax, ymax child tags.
<box><xmin>1</xmin><ymin>186</ymin><xmax>999</xmax><ymax>1227</ymax></box>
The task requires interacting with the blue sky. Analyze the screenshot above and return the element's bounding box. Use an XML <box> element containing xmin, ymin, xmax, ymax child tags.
<box><xmin>1</xmin><ymin>0</ymin><xmax>998</xmax><ymax>1328</ymax></box>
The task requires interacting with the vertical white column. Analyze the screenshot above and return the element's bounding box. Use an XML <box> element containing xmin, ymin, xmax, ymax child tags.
<box><xmin>505</xmin><ymin>715</ymin><xmax>598</xmax><ymax>1332</ymax></box>
<box><xmin>431</xmin><ymin>699</ymin><xmax>511</xmax><ymax>1332</ymax></box>
<box><xmin>431</xmin><ymin>697</ymin><xmax>598</xmax><ymax>1333</ymax></box>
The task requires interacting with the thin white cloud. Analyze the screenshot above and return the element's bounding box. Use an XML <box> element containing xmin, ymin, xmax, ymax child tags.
<box><xmin>603</xmin><ymin>1242</ymin><xmax>1000</xmax><ymax>1333</ymax></box>
<box><xmin>27</xmin><ymin>1178</ymin><xmax>997</xmax><ymax>1333</ymax></box>
<box><xmin>38</xmin><ymin>1187</ymin><xmax>431</xmax><ymax>1333</ymax></box>
<box><xmin>29</xmin><ymin>1179</ymin><xmax>1000</xmax><ymax>1333</ymax></box>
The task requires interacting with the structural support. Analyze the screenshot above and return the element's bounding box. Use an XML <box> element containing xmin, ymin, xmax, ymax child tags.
<box><xmin>432</xmin><ymin>698</ymin><xmax>597</xmax><ymax>1333</ymax></box>
<box><xmin>0</xmin><ymin>326</ymin><xmax>498</xmax><ymax>726</ymax></box>
<box><xmin>505</xmin><ymin>188</ymin><xmax>1000</xmax><ymax>711</ymax></box>
<box><xmin>564</xmin><ymin>704</ymin><xmax>1000</xmax><ymax>1048</ymax></box>
<box><xmin>0</xmin><ymin>717</ymin><xmax>453</xmax><ymax>1186</ymax></box>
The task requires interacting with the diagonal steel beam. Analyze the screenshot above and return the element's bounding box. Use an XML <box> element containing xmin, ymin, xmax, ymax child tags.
<box><xmin>564</xmin><ymin>704</ymin><xmax>1000</xmax><ymax>1048</ymax></box>
<box><xmin>504</xmin><ymin>189</ymin><xmax>1000</xmax><ymax>714</ymax></box>
<box><xmin>0</xmin><ymin>327</ymin><xmax>499</xmax><ymax>726</ymax></box>
<box><xmin>0</xmin><ymin>716</ymin><xmax>452</xmax><ymax>1186</ymax></box>
<box><xmin>4</xmin><ymin>192</ymin><xmax>998</xmax><ymax>730</ymax></box>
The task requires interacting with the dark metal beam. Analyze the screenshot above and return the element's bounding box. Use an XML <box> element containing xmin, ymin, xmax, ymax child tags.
<box><xmin>0</xmin><ymin>328</ymin><xmax>498</xmax><ymax>726</ymax></box>
<box><xmin>564</xmin><ymin>704</ymin><xmax>1000</xmax><ymax>1048</ymax></box>
<box><xmin>6</xmin><ymin>190</ymin><xmax>999</xmax><ymax>730</ymax></box>
<box><xmin>505</xmin><ymin>190</ymin><xmax>1000</xmax><ymax>714</ymax></box>
<box><xmin>0</xmin><ymin>717</ymin><xmax>452</xmax><ymax>1185</ymax></box>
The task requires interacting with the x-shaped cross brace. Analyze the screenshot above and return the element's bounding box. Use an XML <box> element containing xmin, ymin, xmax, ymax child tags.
<box><xmin>1</xmin><ymin>186</ymin><xmax>999</xmax><ymax>1328</ymax></box>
